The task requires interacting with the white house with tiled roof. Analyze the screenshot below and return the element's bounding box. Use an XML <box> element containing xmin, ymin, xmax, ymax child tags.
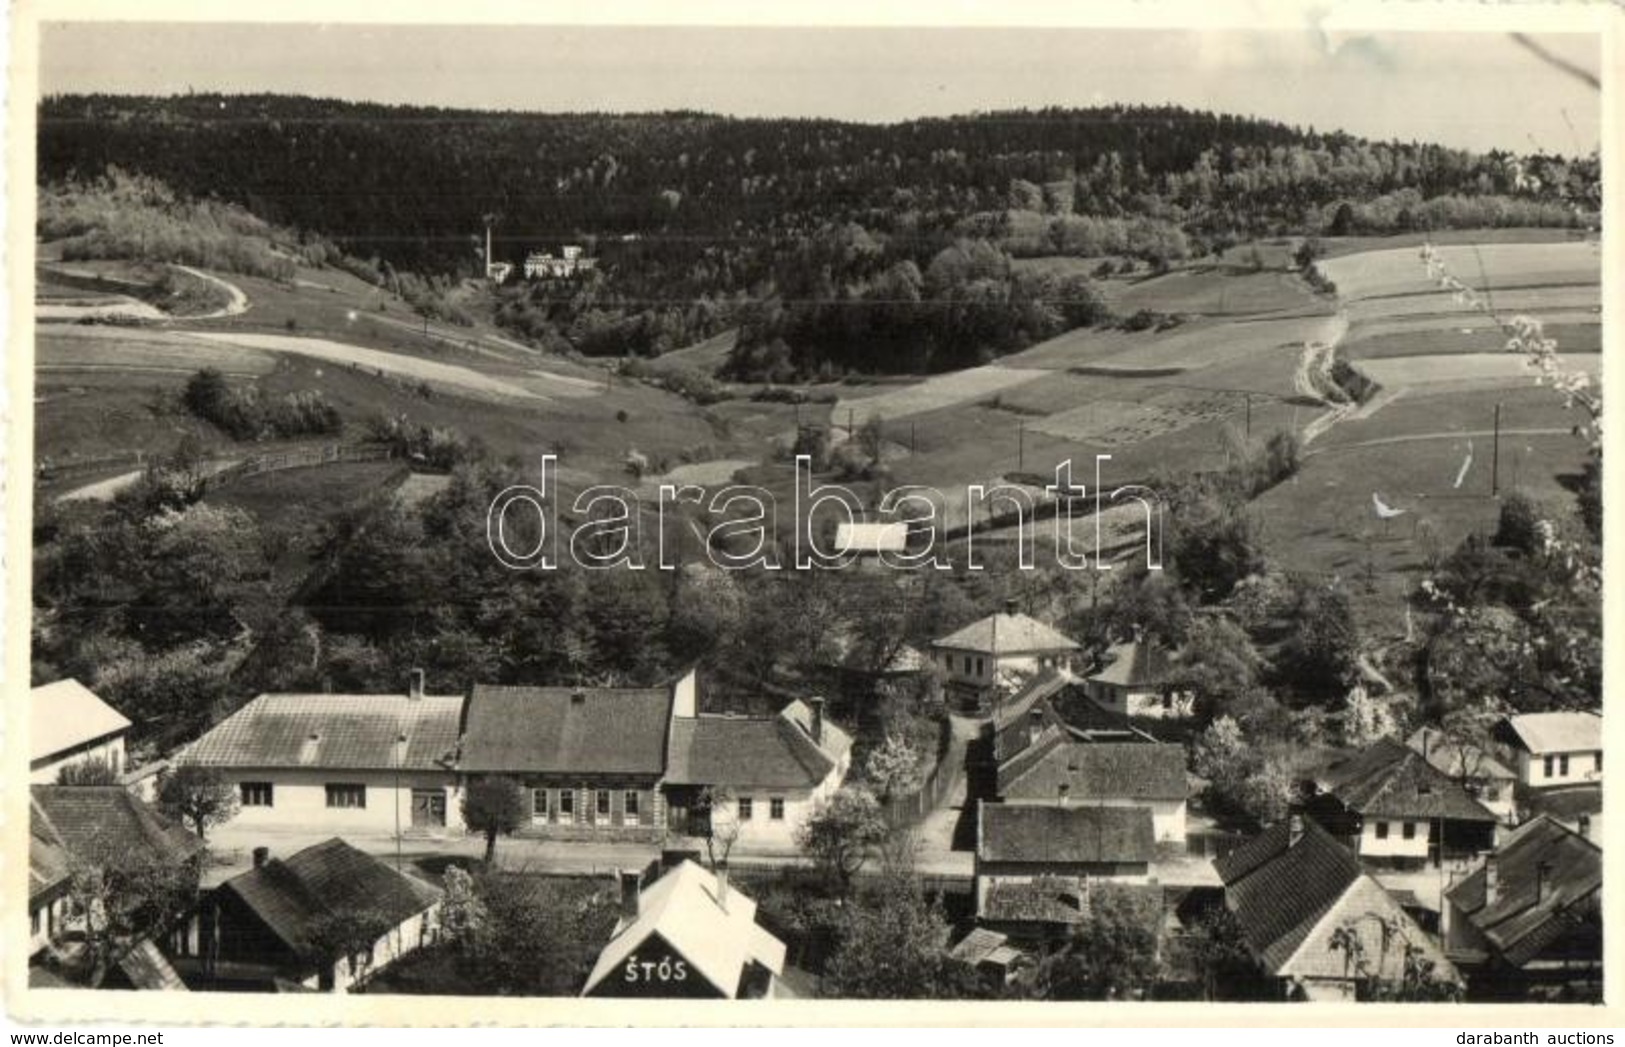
<box><xmin>31</xmin><ymin>679</ymin><xmax>132</xmax><ymax>784</ymax></box>
<box><xmin>178</xmin><ymin>671</ymin><xmax>464</xmax><ymax>837</ymax></box>
<box><xmin>1084</xmin><ymin>636</ymin><xmax>1195</xmax><ymax>720</ymax></box>
<box><xmin>932</xmin><ymin>600</ymin><xmax>1080</xmax><ymax>713</ymax></box>
<box><xmin>1498</xmin><ymin>711</ymin><xmax>1602</xmax><ymax>791</ymax></box>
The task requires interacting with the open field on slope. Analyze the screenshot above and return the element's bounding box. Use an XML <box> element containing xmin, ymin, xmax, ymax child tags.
<box><xmin>1320</xmin><ymin>241</ymin><xmax>1600</xmax><ymax>301</ymax></box>
<box><xmin>1254</xmin><ymin>429</ymin><xmax>1591</xmax><ymax>638</ymax></box>
<box><xmin>37</xmin><ymin>326</ymin><xmax>277</xmax><ymax>377</ymax></box>
<box><xmin>834</xmin><ymin>366</ymin><xmax>1042</xmax><ymax>427</ymax></box>
<box><xmin>1104</xmin><ymin>264</ymin><xmax>1326</xmax><ymax>318</ymax></box>
<box><xmin>1355</xmin><ymin>352</ymin><xmax>1600</xmax><ymax>393</ymax></box>
<box><xmin>644</xmin><ymin>327</ymin><xmax>739</xmax><ymax>377</ymax></box>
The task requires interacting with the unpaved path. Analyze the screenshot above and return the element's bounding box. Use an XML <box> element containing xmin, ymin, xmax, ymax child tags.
<box><xmin>172</xmin><ymin>265</ymin><xmax>250</xmax><ymax>319</ymax></box>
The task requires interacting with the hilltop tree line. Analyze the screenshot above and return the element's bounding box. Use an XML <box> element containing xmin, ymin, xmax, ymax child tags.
<box><xmin>40</xmin><ymin>94</ymin><xmax>1598</xmax><ymax>369</ymax></box>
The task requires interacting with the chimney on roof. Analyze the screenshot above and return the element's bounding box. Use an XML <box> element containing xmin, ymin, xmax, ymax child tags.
<box><xmin>1484</xmin><ymin>856</ymin><xmax>1499</xmax><ymax>905</ymax></box>
<box><xmin>1004</xmin><ymin>597</ymin><xmax>1019</xmax><ymax>616</ymax></box>
<box><xmin>571</xmin><ymin>688</ymin><xmax>586</xmax><ymax>705</ymax></box>
<box><xmin>1421</xmin><ymin>729</ymin><xmax>1431</xmax><ymax>761</ymax></box>
<box><xmin>1536</xmin><ymin>860</ymin><xmax>1554</xmax><ymax>905</ymax></box>
<box><xmin>809</xmin><ymin>697</ymin><xmax>825</xmax><ymax>745</ymax></box>
<box><xmin>715</xmin><ymin>864</ymin><xmax>731</xmax><ymax>912</ymax></box>
<box><xmin>1578</xmin><ymin>813</ymin><xmax>1592</xmax><ymax>840</ymax></box>
<box><xmin>408</xmin><ymin>668</ymin><xmax>425</xmax><ymax>701</ymax></box>
<box><xmin>252</xmin><ymin>846</ymin><xmax>270</xmax><ymax>869</ymax></box>
<box><xmin>618</xmin><ymin>870</ymin><xmax>640</xmax><ymax>922</ymax></box>
<box><xmin>1288</xmin><ymin>813</ymin><xmax>1304</xmax><ymax>848</ymax></box>
<box><xmin>1029</xmin><ymin>707</ymin><xmax>1044</xmax><ymax>747</ymax></box>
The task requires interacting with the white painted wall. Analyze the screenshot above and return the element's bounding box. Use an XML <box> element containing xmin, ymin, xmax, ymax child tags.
<box><xmin>1357</xmin><ymin>817</ymin><xmax>1431</xmax><ymax>858</ymax></box>
<box><xmin>718</xmin><ymin>757</ymin><xmax>849</xmax><ymax>852</ymax></box>
<box><xmin>1516</xmin><ymin>749</ymin><xmax>1602</xmax><ymax>789</ymax></box>
<box><xmin>1088</xmin><ymin>684</ymin><xmax>1194</xmax><ymax>720</ymax></box>
<box><xmin>328</xmin><ymin>903</ymin><xmax>441</xmax><ymax>993</ymax></box>
<box><xmin>32</xmin><ymin>736</ymin><xmax>127</xmax><ymax>784</ymax></box>
<box><xmin>222</xmin><ymin>769</ymin><xmax>463</xmax><ymax>835</ymax></box>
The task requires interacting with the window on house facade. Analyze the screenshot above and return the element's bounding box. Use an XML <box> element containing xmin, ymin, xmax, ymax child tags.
<box><xmin>624</xmin><ymin>791</ymin><xmax>640</xmax><ymax>818</ymax></box>
<box><xmin>31</xmin><ymin>908</ymin><xmax>41</xmax><ymax>936</ymax></box>
<box><xmin>1560</xmin><ymin>755</ymin><xmax>1571</xmax><ymax>777</ymax></box>
<box><xmin>533</xmin><ymin>789</ymin><xmax>549</xmax><ymax>820</ymax></box>
<box><xmin>1161</xmin><ymin>692</ymin><xmax>1173</xmax><ymax>710</ymax></box>
<box><xmin>1402</xmin><ymin>822</ymin><xmax>1416</xmax><ymax>840</ymax></box>
<box><xmin>560</xmin><ymin>789</ymin><xmax>575</xmax><ymax>818</ymax></box>
<box><xmin>596</xmin><ymin>790</ymin><xmax>611</xmax><ymax>819</ymax></box>
<box><xmin>770</xmin><ymin>797</ymin><xmax>785</xmax><ymax>821</ymax></box>
<box><xmin>240</xmin><ymin>782</ymin><xmax>274</xmax><ymax>807</ymax></box>
<box><xmin>1545</xmin><ymin>755</ymin><xmax>1556</xmax><ymax>777</ymax></box>
<box><xmin>738</xmin><ymin>797</ymin><xmax>754</xmax><ymax>820</ymax></box>
<box><xmin>1484</xmin><ymin>784</ymin><xmax>1500</xmax><ymax>801</ymax></box>
<box><xmin>976</xmin><ymin>657</ymin><xmax>984</xmax><ymax>676</ymax></box>
<box><xmin>1374</xmin><ymin>821</ymin><xmax>1389</xmax><ymax>840</ymax></box>
<box><xmin>325</xmin><ymin>784</ymin><xmax>366</xmax><ymax>809</ymax></box>
<box><xmin>1596</xmin><ymin>752</ymin><xmax>1603</xmax><ymax>773</ymax></box>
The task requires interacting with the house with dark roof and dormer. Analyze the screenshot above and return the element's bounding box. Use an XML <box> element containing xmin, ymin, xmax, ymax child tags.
<box><xmin>999</xmin><ymin>739</ymin><xmax>1188</xmax><ymax>844</ymax></box>
<box><xmin>1303</xmin><ymin>738</ymin><xmax>1499</xmax><ymax>868</ymax></box>
<box><xmin>1442</xmin><ymin>815</ymin><xmax>1601</xmax><ymax>1000</ymax></box>
<box><xmin>1216</xmin><ymin>815</ymin><xmax>1461</xmax><ymax>1002</ymax></box>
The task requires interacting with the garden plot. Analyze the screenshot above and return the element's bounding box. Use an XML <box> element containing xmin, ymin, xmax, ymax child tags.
<box><xmin>833</xmin><ymin>365</ymin><xmax>1040</xmax><ymax>426</ymax></box>
<box><xmin>1029</xmin><ymin>387</ymin><xmax>1242</xmax><ymax>447</ymax></box>
<box><xmin>1345</xmin><ymin>322</ymin><xmax>1602</xmax><ymax>361</ymax></box>
<box><xmin>189</xmin><ymin>330</ymin><xmax>545</xmax><ymax>402</ymax></box>
<box><xmin>1343</xmin><ymin>285</ymin><xmax>1600</xmax><ymax>327</ymax></box>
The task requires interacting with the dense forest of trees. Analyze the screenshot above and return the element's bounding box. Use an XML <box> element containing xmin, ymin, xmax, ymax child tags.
<box><xmin>39</xmin><ymin>94</ymin><xmax>1599</xmax><ymax>372</ymax></box>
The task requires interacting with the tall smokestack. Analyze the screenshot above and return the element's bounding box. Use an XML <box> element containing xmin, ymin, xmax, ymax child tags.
<box><xmin>809</xmin><ymin>697</ymin><xmax>825</xmax><ymax>745</ymax></box>
<box><xmin>408</xmin><ymin>669</ymin><xmax>425</xmax><ymax>701</ymax></box>
<box><xmin>618</xmin><ymin>870</ymin><xmax>640</xmax><ymax>922</ymax></box>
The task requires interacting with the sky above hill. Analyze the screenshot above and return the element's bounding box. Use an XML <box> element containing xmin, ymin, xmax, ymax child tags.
<box><xmin>39</xmin><ymin>23</ymin><xmax>1602</xmax><ymax>156</ymax></box>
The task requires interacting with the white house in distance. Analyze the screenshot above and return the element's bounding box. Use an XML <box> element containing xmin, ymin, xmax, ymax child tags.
<box><xmin>932</xmin><ymin>600</ymin><xmax>1080</xmax><ymax>713</ymax></box>
<box><xmin>524</xmin><ymin>245</ymin><xmax>597</xmax><ymax>279</ymax></box>
<box><xmin>1084</xmin><ymin>636</ymin><xmax>1195</xmax><ymax>720</ymax></box>
<box><xmin>1498</xmin><ymin>711</ymin><xmax>1602</xmax><ymax>791</ymax></box>
<box><xmin>31</xmin><ymin>679</ymin><xmax>132</xmax><ymax>784</ymax></box>
<box><xmin>582</xmin><ymin>861</ymin><xmax>789</xmax><ymax>999</ymax></box>
<box><xmin>664</xmin><ymin>695</ymin><xmax>853</xmax><ymax>851</ymax></box>
<box><xmin>178</xmin><ymin>671</ymin><xmax>464</xmax><ymax>837</ymax></box>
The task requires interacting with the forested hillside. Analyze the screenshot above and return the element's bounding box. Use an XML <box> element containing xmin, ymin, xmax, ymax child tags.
<box><xmin>39</xmin><ymin>94</ymin><xmax>1600</xmax><ymax>371</ymax></box>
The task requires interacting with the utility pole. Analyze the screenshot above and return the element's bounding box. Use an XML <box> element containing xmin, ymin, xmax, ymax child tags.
<box><xmin>1491</xmin><ymin>401</ymin><xmax>1502</xmax><ymax>497</ymax></box>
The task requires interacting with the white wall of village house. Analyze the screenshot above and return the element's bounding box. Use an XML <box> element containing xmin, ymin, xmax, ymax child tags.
<box><xmin>322</xmin><ymin>903</ymin><xmax>441</xmax><ymax>993</ymax></box>
<box><xmin>936</xmin><ymin>649</ymin><xmax>1073</xmax><ymax>691</ymax></box>
<box><xmin>1003</xmin><ymin>796</ymin><xmax>1187</xmax><ymax>843</ymax></box>
<box><xmin>30</xmin><ymin>895</ymin><xmax>72</xmax><ymax>955</ymax></box>
<box><xmin>713</xmin><ymin>758</ymin><xmax>849</xmax><ymax>850</ymax></box>
<box><xmin>1514</xmin><ymin>747</ymin><xmax>1603</xmax><ymax>789</ymax></box>
<box><xmin>1356</xmin><ymin>816</ymin><xmax>1432</xmax><ymax>859</ymax></box>
<box><xmin>31</xmin><ymin>734</ymin><xmax>127</xmax><ymax>784</ymax></box>
<box><xmin>1086</xmin><ymin>682</ymin><xmax>1195</xmax><ymax>720</ymax></box>
<box><xmin>224</xmin><ymin>769</ymin><xmax>464</xmax><ymax>835</ymax></box>
<box><xmin>522</xmin><ymin>780</ymin><xmax>664</xmax><ymax>834</ymax></box>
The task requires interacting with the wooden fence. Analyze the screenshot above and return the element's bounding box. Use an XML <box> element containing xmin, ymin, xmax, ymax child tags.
<box><xmin>881</xmin><ymin>725</ymin><xmax>968</xmax><ymax>829</ymax></box>
<box><xmin>209</xmin><ymin>442</ymin><xmax>397</xmax><ymax>489</ymax></box>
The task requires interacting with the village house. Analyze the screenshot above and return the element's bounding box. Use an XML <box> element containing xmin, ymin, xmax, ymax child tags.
<box><xmin>582</xmin><ymin>861</ymin><xmax>788</xmax><ymax>999</ymax></box>
<box><xmin>1083</xmin><ymin>635</ymin><xmax>1195</xmax><ymax>720</ymax></box>
<box><xmin>31</xmin><ymin>679</ymin><xmax>131</xmax><ymax>784</ymax></box>
<box><xmin>459</xmin><ymin>676</ymin><xmax>682</xmax><ymax>842</ymax></box>
<box><xmin>931</xmin><ymin>601</ymin><xmax>1080</xmax><ymax>714</ymax></box>
<box><xmin>196</xmin><ymin>838</ymin><xmax>442</xmax><ymax>992</ymax></box>
<box><xmin>1303</xmin><ymin>738</ymin><xmax>1499</xmax><ymax>868</ymax></box>
<box><xmin>974</xmin><ymin>802</ymin><xmax>1156</xmax><ymax>947</ymax></box>
<box><xmin>1442</xmin><ymin>815</ymin><xmax>1601</xmax><ymax>1001</ymax></box>
<box><xmin>1497</xmin><ymin>711</ymin><xmax>1602</xmax><ymax>792</ymax></box>
<box><xmin>998</xmin><ymin>740</ymin><xmax>1188</xmax><ymax>844</ymax></box>
<box><xmin>1216</xmin><ymin>815</ymin><xmax>1461</xmax><ymax>1002</ymax></box>
<box><xmin>1407</xmin><ymin>726</ymin><xmax>1518</xmax><ymax>825</ymax></box>
<box><xmin>30</xmin><ymin>785</ymin><xmax>204</xmax><ymax>987</ymax></box>
<box><xmin>523</xmin><ymin>244</ymin><xmax>597</xmax><ymax>279</ymax></box>
<box><xmin>178</xmin><ymin>671</ymin><xmax>464</xmax><ymax>837</ymax></box>
<box><xmin>664</xmin><ymin>696</ymin><xmax>853</xmax><ymax>850</ymax></box>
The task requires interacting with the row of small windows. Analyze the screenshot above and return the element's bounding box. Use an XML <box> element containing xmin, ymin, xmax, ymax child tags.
<box><xmin>1543</xmin><ymin>753</ymin><xmax>1602</xmax><ymax>778</ymax></box>
<box><xmin>736</xmin><ymin>796</ymin><xmax>786</xmax><ymax>821</ymax></box>
<box><xmin>1373</xmin><ymin>820</ymin><xmax>1420</xmax><ymax>840</ymax></box>
<box><xmin>531</xmin><ymin>787</ymin><xmax>652</xmax><ymax>826</ymax></box>
<box><xmin>240</xmin><ymin>782</ymin><xmax>365</xmax><ymax>808</ymax></box>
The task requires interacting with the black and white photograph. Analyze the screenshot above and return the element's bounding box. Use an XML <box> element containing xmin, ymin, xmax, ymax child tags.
<box><xmin>7</xmin><ymin>0</ymin><xmax>1614</xmax><ymax>1023</ymax></box>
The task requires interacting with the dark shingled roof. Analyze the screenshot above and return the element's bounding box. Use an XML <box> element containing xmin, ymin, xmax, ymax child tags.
<box><xmin>982</xmin><ymin>877</ymin><xmax>1089</xmax><ymax>925</ymax></box>
<box><xmin>666</xmin><ymin>701</ymin><xmax>852</xmax><ymax>789</ymax></box>
<box><xmin>460</xmin><ymin>684</ymin><xmax>673</xmax><ymax>775</ymax></box>
<box><xmin>1316</xmin><ymin>738</ymin><xmax>1497</xmax><ymax>823</ymax></box>
<box><xmin>1089</xmin><ymin>639</ymin><xmax>1176</xmax><ymax>688</ymax></box>
<box><xmin>977</xmin><ymin>803</ymin><xmax>1155</xmax><ymax>865</ymax></box>
<box><xmin>30</xmin><ymin>785</ymin><xmax>203</xmax><ymax>875</ymax></box>
<box><xmin>1000</xmin><ymin>741</ymin><xmax>1187</xmax><ymax>802</ymax></box>
<box><xmin>183</xmin><ymin>693</ymin><xmax>463</xmax><ymax>772</ymax></box>
<box><xmin>1444</xmin><ymin>816</ymin><xmax>1602</xmax><ymax>968</ymax></box>
<box><xmin>1217</xmin><ymin>818</ymin><xmax>1364</xmax><ymax>972</ymax></box>
<box><xmin>218</xmin><ymin>838</ymin><xmax>441</xmax><ymax>962</ymax></box>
